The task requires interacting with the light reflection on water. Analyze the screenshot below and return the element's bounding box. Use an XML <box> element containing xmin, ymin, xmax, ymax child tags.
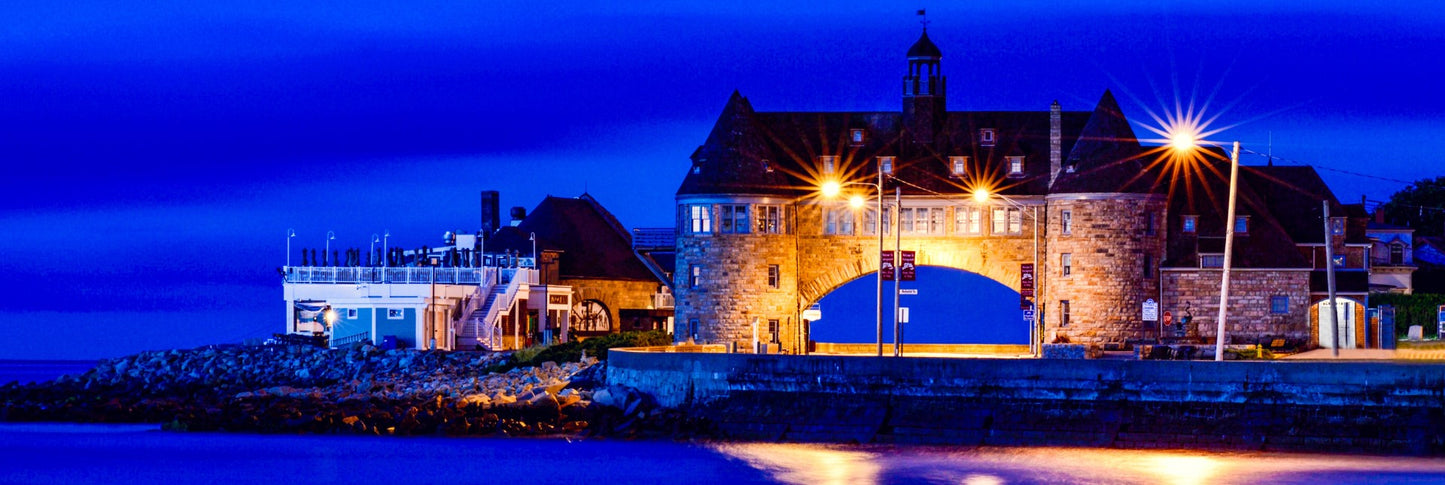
<box><xmin>711</xmin><ymin>443</ymin><xmax>1445</xmax><ymax>485</ymax></box>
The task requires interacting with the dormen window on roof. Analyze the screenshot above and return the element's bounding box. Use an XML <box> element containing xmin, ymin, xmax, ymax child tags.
<box><xmin>1008</xmin><ymin>156</ymin><xmax>1024</xmax><ymax>176</ymax></box>
<box><xmin>950</xmin><ymin>156</ymin><xmax>967</xmax><ymax>177</ymax></box>
<box><xmin>850</xmin><ymin>129</ymin><xmax>865</xmax><ymax>145</ymax></box>
<box><xmin>878</xmin><ymin>156</ymin><xmax>895</xmax><ymax>175</ymax></box>
<box><xmin>820</xmin><ymin>156</ymin><xmax>837</xmax><ymax>175</ymax></box>
<box><xmin>980</xmin><ymin>128</ymin><xmax>996</xmax><ymax>147</ymax></box>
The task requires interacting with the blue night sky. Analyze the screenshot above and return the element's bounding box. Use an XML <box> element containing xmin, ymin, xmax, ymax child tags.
<box><xmin>2</xmin><ymin>2</ymin><xmax>1443</xmax><ymax>358</ymax></box>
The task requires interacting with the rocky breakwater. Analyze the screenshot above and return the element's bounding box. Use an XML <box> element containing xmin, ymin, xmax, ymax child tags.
<box><xmin>0</xmin><ymin>344</ymin><xmax>686</xmax><ymax>437</ymax></box>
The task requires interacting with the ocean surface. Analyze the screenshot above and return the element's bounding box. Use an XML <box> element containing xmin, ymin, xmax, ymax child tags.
<box><xmin>2</xmin><ymin>422</ymin><xmax>1445</xmax><ymax>485</ymax></box>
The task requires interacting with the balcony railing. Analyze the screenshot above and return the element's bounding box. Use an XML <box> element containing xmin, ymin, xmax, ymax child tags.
<box><xmin>284</xmin><ymin>266</ymin><xmax>495</xmax><ymax>285</ymax></box>
<box><xmin>651</xmin><ymin>292</ymin><xmax>675</xmax><ymax>309</ymax></box>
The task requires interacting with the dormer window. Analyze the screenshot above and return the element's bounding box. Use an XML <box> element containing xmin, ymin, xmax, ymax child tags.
<box><xmin>1330</xmin><ymin>217</ymin><xmax>1345</xmax><ymax>236</ymax></box>
<box><xmin>950</xmin><ymin>156</ymin><xmax>968</xmax><ymax>177</ymax></box>
<box><xmin>1182</xmin><ymin>215</ymin><xmax>1197</xmax><ymax>233</ymax></box>
<box><xmin>1007</xmin><ymin>156</ymin><xmax>1024</xmax><ymax>176</ymax></box>
<box><xmin>1234</xmin><ymin>215</ymin><xmax>1249</xmax><ymax>234</ymax></box>
<box><xmin>762</xmin><ymin>159</ymin><xmax>773</xmax><ymax>173</ymax></box>
<box><xmin>980</xmin><ymin>128</ymin><xmax>996</xmax><ymax>147</ymax></box>
<box><xmin>692</xmin><ymin>164</ymin><xmax>701</xmax><ymax>174</ymax></box>
<box><xmin>1065</xmin><ymin>157</ymin><xmax>1079</xmax><ymax>173</ymax></box>
<box><xmin>877</xmin><ymin>156</ymin><xmax>895</xmax><ymax>175</ymax></box>
<box><xmin>820</xmin><ymin>155</ymin><xmax>837</xmax><ymax>175</ymax></box>
<box><xmin>850</xmin><ymin>129</ymin><xmax>865</xmax><ymax>145</ymax></box>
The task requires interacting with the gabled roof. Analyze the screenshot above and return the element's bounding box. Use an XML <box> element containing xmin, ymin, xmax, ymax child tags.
<box><xmin>1050</xmin><ymin>90</ymin><xmax>1151</xmax><ymax>194</ymax></box>
<box><xmin>1241</xmin><ymin>166</ymin><xmax>1368</xmax><ymax>244</ymax></box>
<box><xmin>492</xmin><ymin>194</ymin><xmax>661</xmax><ymax>283</ymax></box>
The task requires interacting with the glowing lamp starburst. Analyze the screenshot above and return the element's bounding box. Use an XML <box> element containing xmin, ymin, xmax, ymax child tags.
<box><xmin>971</xmin><ymin>189</ymin><xmax>990</xmax><ymax>204</ymax></box>
<box><xmin>821</xmin><ymin>181</ymin><xmax>841</xmax><ymax>198</ymax></box>
<box><xmin>848</xmin><ymin>195</ymin><xmax>865</xmax><ymax>208</ymax></box>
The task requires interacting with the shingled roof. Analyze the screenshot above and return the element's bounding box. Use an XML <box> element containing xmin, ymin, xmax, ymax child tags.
<box><xmin>490</xmin><ymin>194</ymin><xmax>662</xmax><ymax>283</ymax></box>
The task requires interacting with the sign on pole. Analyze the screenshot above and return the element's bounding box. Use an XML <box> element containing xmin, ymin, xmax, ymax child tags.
<box><xmin>898</xmin><ymin>307</ymin><xmax>910</xmax><ymax>323</ymax></box>
<box><xmin>899</xmin><ymin>289</ymin><xmax>918</xmax><ymax>295</ymax></box>
<box><xmin>1437</xmin><ymin>305</ymin><xmax>1445</xmax><ymax>339</ymax></box>
<box><xmin>1020</xmin><ymin>263</ymin><xmax>1035</xmax><ymax>310</ymax></box>
<box><xmin>802</xmin><ymin>304</ymin><xmax>822</xmax><ymax>322</ymax></box>
<box><xmin>881</xmin><ymin>251</ymin><xmax>895</xmax><ymax>281</ymax></box>
<box><xmin>1142</xmin><ymin>299</ymin><xmax>1159</xmax><ymax>322</ymax></box>
<box><xmin>1023</xmin><ymin>308</ymin><xmax>1035</xmax><ymax>323</ymax></box>
<box><xmin>900</xmin><ymin>251</ymin><xmax>916</xmax><ymax>281</ymax></box>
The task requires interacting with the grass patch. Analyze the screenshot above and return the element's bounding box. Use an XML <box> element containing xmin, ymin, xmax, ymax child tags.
<box><xmin>494</xmin><ymin>331</ymin><xmax>673</xmax><ymax>371</ymax></box>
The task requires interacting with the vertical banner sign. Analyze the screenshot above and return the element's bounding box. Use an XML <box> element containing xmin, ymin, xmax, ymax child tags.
<box><xmin>1437</xmin><ymin>305</ymin><xmax>1445</xmax><ymax>340</ymax></box>
<box><xmin>900</xmin><ymin>251</ymin><xmax>916</xmax><ymax>281</ymax></box>
<box><xmin>881</xmin><ymin>251</ymin><xmax>896</xmax><ymax>281</ymax></box>
<box><xmin>1020</xmin><ymin>263</ymin><xmax>1035</xmax><ymax>310</ymax></box>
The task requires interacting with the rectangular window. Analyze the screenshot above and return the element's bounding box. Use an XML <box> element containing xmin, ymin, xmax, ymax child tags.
<box><xmin>1060</xmin><ymin>300</ymin><xmax>1071</xmax><ymax>327</ymax></box>
<box><xmin>387</xmin><ymin>308</ymin><xmax>404</xmax><ymax>320</ymax></box>
<box><xmin>825</xmin><ymin>207</ymin><xmax>855</xmax><ymax>235</ymax></box>
<box><xmin>878</xmin><ymin>156</ymin><xmax>895</xmax><ymax>175</ymax></box>
<box><xmin>755</xmin><ymin>205</ymin><xmax>784</xmax><ymax>234</ymax></box>
<box><xmin>899</xmin><ymin>208</ymin><xmax>915</xmax><ymax>233</ymax></box>
<box><xmin>864</xmin><ymin>208</ymin><xmax>892</xmax><ymax>235</ymax></box>
<box><xmin>1142</xmin><ymin>254</ymin><xmax>1153</xmax><ymax>278</ymax></box>
<box><xmin>1144</xmin><ymin>212</ymin><xmax>1156</xmax><ymax>236</ymax></box>
<box><xmin>1061</xmin><ymin>209</ymin><xmax>1072</xmax><ymax>235</ymax></box>
<box><xmin>1183</xmin><ymin>215</ymin><xmax>1197</xmax><ymax>233</ymax></box>
<box><xmin>767</xmin><ymin>319</ymin><xmax>780</xmax><ymax>343</ymax></box>
<box><xmin>850</xmin><ymin>129</ymin><xmax>865</xmax><ymax>145</ymax></box>
<box><xmin>1008</xmin><ymin>156</ymin><xmax>1024</xmax><ymax>176</ymax></box>
<box><xmin>992</xmin><ymin>207</ymin><xmax>1007</xmax><ymax>234</ymax></box>
<box><xmin>1391</xmin><ymin>244</ymin><xmax>1405</xmax><ymax>265</ymax></box>
<box><xmin>688</xmin><ymin>318</ymin><xmax>700</xmax><ymax>341</ymax></box>
<box><xmin>980</xmin><ymin>128</ymin><xmax>996</xmax><ymax>146</ymax></box>
<box><xmin>687</xmin><ymin>204</ymin><xmax>712</xmax><ymax>234</ymax></box>
<box><xmin>1009</xmin><ymin>208</ymin><xmax>1022</xmax><ymax>234</ymax></box>
<box><xmin>767</xmin><ymin>264</ymin><xmax>780</xmax><ymax>289</ymax></box>
<box><xmin>1200</xmin><ymin>254</ymin><xmax>1224</xmax><ymax>268</ymax></box>
<box><xmin>1234</xmin><ymin>215</ymin><xmax>1249</xmax><ymax>234</ymax></box>
<box><xmin>689</xmin><ymin>264</ymin><xmax>702</xmax><ymax>288</ymax></box>
<box><xmin>929</xmin><ymin>208</ymin><xmax>945</xmax><ymax>234</ymax></box>
<box><xmin>955</xmin><ymin>206</ymin><xmax>981</xmax><ymax>235</ymax></box>
<box><xmin>820</xmin><ymin>156</ymin><xmax>837</xmax><ymax>175</ymax></box>
<box><xmin>1062</xmin><ymin>253</ymin><xmax>1072</xmax><ymax>276</ymax></box>
<box><xmin>718</xmin><ymin>204</ymin><xmax>749</xmax><ymax>234</ymax></box>
<box><xmin>950</xmin><ymin>156</ymin><xmax>968</xmax><ymax>176</ymax></box>
<box><xmin>346</xmin><ymin>308</ymin><xmax>358</xmax><ymax>319</ymax></box>
<box><xmin>1270</xmin><ymin>295</ymin><xmax>1289</xmax><ymax>315</ymax></box>
<box><xmin>993</xmin><ymin>207</ymin><xmax>1021</xmax><ymax>235</ymax></box>
<box><xmin>1330</xmin><ymin>217</ymin><xmax>1345</xmax><ymax>236</ymax></box>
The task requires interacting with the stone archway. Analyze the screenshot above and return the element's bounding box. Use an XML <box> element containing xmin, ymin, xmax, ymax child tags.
<box><xmin>796</xmin><ymin>238</ymin><xmax>1035</xmax><ymax>310</ymax></box>
<box><xmin>807</xmin><ymin>265</ymin><xmax>1030</xmax><ymax>345</ymax></box>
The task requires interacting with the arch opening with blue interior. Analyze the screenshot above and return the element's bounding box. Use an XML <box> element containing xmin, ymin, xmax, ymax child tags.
<box><xmin>809</xmin><ymin>265</ymin><xmax>1028</xmax><ymax>345</ymax></box>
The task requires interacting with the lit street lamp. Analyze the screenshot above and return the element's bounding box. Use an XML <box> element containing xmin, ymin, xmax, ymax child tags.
<box><xmin>382</xmin><ymin>230</ymin><xmax>391</xmax><ymax>267</ymax></box>
<box><xmin>821</xmin><ymin>157</ymin><xmax>888</xmax><ymax>357</ymax></box>
<box><xmin>325</xmin><ymin>230</ymin><xmax>336</xmax><ymax>266</ymax></box>
<box><xmin>1169</xmin><ymin>134</ymin><xmax>1242</xmax><ymax>362</ymax></box>
<box><xmin>370</xmin><ymin>234</ymin><xmax>380</xmax><ymax>266</ymax></box>
<box><xmin>972</xmin><ymin>189</ymin><xmax>1042</xmax><ymax>357</ymax></box>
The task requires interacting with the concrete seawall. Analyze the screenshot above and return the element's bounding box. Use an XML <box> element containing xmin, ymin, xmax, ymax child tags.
<box><xmin>608</xmin><ymin>349</ymin><xmax>1445</xmax><ymax>453</ymax></box>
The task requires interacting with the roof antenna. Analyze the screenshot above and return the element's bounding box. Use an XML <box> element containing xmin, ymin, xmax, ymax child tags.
<box><xmin>917</xmin><ymin>8</ymin><xmax>928</xmax><ymax>31</ymax></box>
<box><xmin>1267</xmin><ymin>132</ymin><xmax>1273</xmax><ymax>167</ymax></box>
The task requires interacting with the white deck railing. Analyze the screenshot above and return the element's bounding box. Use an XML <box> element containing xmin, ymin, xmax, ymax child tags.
<box><xmin>283</xmin><ymin>266</ymin><xmax>501</xmax><ymax>285</ymax></box>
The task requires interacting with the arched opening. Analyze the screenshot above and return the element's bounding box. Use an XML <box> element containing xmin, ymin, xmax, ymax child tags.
<box><xmin>1316</xmin><ymin>297</ymin><xmax>1360</xmax><ymax>349</ymax></box>
<box><xmin>809</xmin><ymin>265</ymin><xmax>1028</xmax><ymax>346</ymax></box>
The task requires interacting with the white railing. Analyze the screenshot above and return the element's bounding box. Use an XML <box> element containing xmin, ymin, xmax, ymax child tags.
<box><xmin>283</xmin><ymin>266</ymin><xmax>494</xmax><ymax>285</ymax></box>
<box><xmin>651</xmin><ymin>292</ymin><xmax>675</xmax><ymax>309</ymax></box>
<box><xmin>479</xmin><ymin>268</ymin><xmax>536</xmax><ymax>350</ymax></box>
<box><xmin>453</xmin><ymin>275</ymin><xmax>498</xmax><ymax>348</ymax></box>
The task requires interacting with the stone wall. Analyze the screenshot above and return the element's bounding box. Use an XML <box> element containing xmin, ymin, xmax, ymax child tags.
<box><xmin>561</xmin><ymin>278</ymin><xmax>664</xmax><ymax>334</ymax></box>
<box><xmin>674</xmin><ymin>230</ymin><xmax>801</xmax><ymax>351</ymax></box>
<box><xmin>609</xmin><ymin>349</ymin><xmax>1445</xmax><ymax>453</ymax></box>
<box><xmin>1162</xmin><ymin>269</ymin><xmax>1311</xmax><ymax>344</ymax></box>
<box><xmin>1045</xmin><ymin>195</ymin><xmax>1167</xmax><ymax>344</ymax></box>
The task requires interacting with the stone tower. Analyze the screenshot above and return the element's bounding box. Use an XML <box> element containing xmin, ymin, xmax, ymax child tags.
<box><xmin>902</xmin><ymin>29</ymin><xmax>945</xmax><ymax>145</ymax></box>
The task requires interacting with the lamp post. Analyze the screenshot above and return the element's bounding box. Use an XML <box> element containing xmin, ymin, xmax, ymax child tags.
<box><xmin>325</xmin><ymin>230</ymin><xmax>336</xmax><ymax>266</ymax></box>
<box><xmin>382</xmin><ymin>230</ymin><xmax>391</xmax><ymax>267</ymax></box>
<box><xmin>821</xmin><ymin>163</ymin><xmax>887</xmax><ymax>357</ymax></box>
<box><xmin>529</xmin><ymin>232</ymin><xmax>537</xmax><ymax>269</ymax></box>
<box><xmin>1168</xmin><ymin>135</ymin><xmax>1242</xmax><ymax>362</ymax></box>
<box><xmin>973</xmin><ymin>189</ymin><xmax>1042</xmax><ymax>357</ymax></box>
<box><xmin>286</xmin><ymin>228</ymin><xmax>296</xmax><ymax>267</ymax></box>
<box><xmin>370</xmin><ymin>234</ymin><xmax>380</xmax><ymax>267</ymax></box>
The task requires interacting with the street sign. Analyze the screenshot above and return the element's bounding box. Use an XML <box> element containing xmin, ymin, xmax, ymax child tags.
<box><xmin>1438</xmin><ymin>305</ymin><xmax>1445</xmax><ymax>339</ymax></box>
<box><xmin>1163</xmin><ymin>311</ymin><xmax>1173</xmax><ymax>326</ymax></box>
<box><xmin>1021</xmin><ymin>288</ymin><xmax>1034</xmax><ymax>297</ymax></box>
<box><xmin>898</xmin><ymin>307</ymin><xmax>910</xmax><ymax>323</ymax></box>
<box><xmin>802</xmin><ymin>303</ymin><xmax>822</xmax><ymax>322</ymax></box>
<box><xmin>900</xmin><ymin>251</ymin><xmax>916</xmax><ymax>281</ymax></box>
<box><xmin>1143</xmin><ymin>299</ymin><xmax>1159</xmax><ymax>321</ymax></box>
<box><xmin>1020</xmin><ymin>263</ymin><xmax>1035</xmax><ymax>289</ymax></box>
<box><xmin>899</xmin><ymin>289</ymin><xmax>918</xmax><ymax>295</ymax></box>
<box><xmin>1023</xmin><ymin>309</ymin><xmax>1035</xmax><ymax>322</ymax></box>
<box><xmin>881</xmin><ymin>251</ymin><xmax>895</xmax><ymax>281</ymax></box>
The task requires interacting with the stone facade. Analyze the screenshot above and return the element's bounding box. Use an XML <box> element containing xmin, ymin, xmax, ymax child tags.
<box><xmin>1161</xmin><ymin>269</ymin><xmax>1311</xmax><ymax>344</ymax></box>
<box><xmin>1046</xmin><ymin>194</ymin><xmax>1167</xmax><ymax>344</ymax></box>
<box><xmin>562</xmin><ymin>278</ymin><xmax>667</xmax><ymax>335</ymax></box>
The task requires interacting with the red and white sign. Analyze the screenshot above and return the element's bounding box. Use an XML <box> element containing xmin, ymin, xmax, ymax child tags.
<box><xmin>900</xmin><ymin>251</ymin><xmax>916</xmax><ymax>281</ymax></box>
<box><xmin>881</xmin><ymin>251</ymin><xmax>895</xmax><ymax>281</ymax></box>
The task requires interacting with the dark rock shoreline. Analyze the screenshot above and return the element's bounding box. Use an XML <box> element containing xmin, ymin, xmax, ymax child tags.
<box><xmin>0</xmin><ymin>345</ymin><xmax>706</xmax><ymax>439</ymax></box>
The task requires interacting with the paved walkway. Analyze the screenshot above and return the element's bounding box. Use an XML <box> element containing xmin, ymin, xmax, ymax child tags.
<box><xmin>1283</xmin><ymin>348</ymin><xmax>1445</xmax><ymax>361</ymax></box>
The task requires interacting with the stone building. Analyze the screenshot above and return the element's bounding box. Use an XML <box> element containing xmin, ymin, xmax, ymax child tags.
<box><xmin>673</xmin><ymin>28</ymin><xmax>1375</xmax><ymax>353</ymax></box>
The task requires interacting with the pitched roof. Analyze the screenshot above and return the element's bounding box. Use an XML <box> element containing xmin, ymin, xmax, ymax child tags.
<box><xmin>907</xmin><ymin>30</ymin><xmax>942</xmax><ymax>58</ymax></box>
<box><xmin>1240</xmin><ymin>166</ymin><xmax>1368</xmax><ymax>244</ymax></box>
<box><xmin>1050</xmin><ymin>90</ymin><xmax>1151</xmax><ymax>194</ymax></box>
<box><xmin>491</xmin><ymin>194</ymin><xmax>661</xmax><ymax>282</ymax></box>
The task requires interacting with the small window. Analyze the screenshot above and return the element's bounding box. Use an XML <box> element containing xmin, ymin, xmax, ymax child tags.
<box><xmin>1234</xmin><ymin>215</ymin><xmax>1249</xmax><ymax>234</ymax></box>
<box><xmin>865</xmin><ymin>208</ymin><xmax>891</xmax><ymax>235</ymax></box>
<box><xmin>686</xmin><ymin>204</ymin><xmax>712</xmax><ymax>234</ymax></box>
<box><xmin>1200</xmin><ymin>254</ymin><xmax>1224</xmax><ymax>268</ymax></box>
<box><xmin>346</xmin><ymin>308</ymin><xmax>358</xmax><ymax>319</ymax></box>
<box><xmin>767</xmin><ymin>319</ymin><xmax>780</xmax><ymax>343</ymax></box>
<box><xmin>386</xmin><ymin>308</ymin><xmax>404</xmax><ymax>320</ymax></box>
<box><xmin>980</xmin><ymin>128</ymin><xmax>996</xmax><ymax>146</ymax></box>
<box><xmin>1183</xmin><ymin>215</ymin><xmax>1197</xmax><ymax>233</ymax></box>
<box><xmin>1390</xmin><ymin>243</ymin><xmax>1405</xmax><ymax>265</ymax></box>
<box><xmin>900</xmin><ymin>208</ymin><xmax>915</xmax><ymax>233</ymax></box>
<box><xmin>1144</xmin><ymin>212</ymin><xmax>1156</xmax><ymax>236</ymax></box>
<box><xmin>1270</xmin><ymin>296</ymin><xmax>1289</xmax><ymax>315</ymax></box>
<box><xmin>1062</xmin><ymin>253</ymin><xmax>1072</xmax><ymax>276</ymax></box>
<box><xmin>692</xmin><ymin>165</ymin><xmax>701</xmax><ymax>174</ymax></box>
<box><xmin>1330</xmin><ymin>217</ymin><xmax>1345</xmax><ymax>236</ymax></box>
<box><xmin>820</xmin><ymin>156</ymin><xmax>837</xmax><ymax>175</ymax></box>
<box><xmin>767</xmin><ymin>265</ymin><xmax>780</xmax><ymax>288</ymax></box>
<box><xmin>850</xmin><ymin>129</ymin><xmax>865</xmax><ymax>145</ymax></box>
<box><xmin>1142</xmin><ymin>254</ymin><xmax>1154</xmax><ymax>278</ymax></box>
<box><xmin>689</xmin><ymin>265</ymin><xmax>702</xmax><ymax>288</ymax></box>
<box><xmin>718</xmin><ymin>204</ymin><xmax>749</xmax><ymax>234</ymax></box>
<box><xmin>755</xmin><ymin>205</ymin><xmax>784</xmax><ymax>234</ymax></box>
<box><xmin>955</xmin><ymin>206</ymin><xmax>981</xmax><ymax>235</ymax></box>
<box><xmin>878</xmin><ymin>156</ymin><xmax>895</xmax><ymax>175</ymax></box>
<box><xmin>950</xmin><ymin>156</ymin><xmax>967</xmax><ymax>176</ymax></box>
<box><xmin>688</xmin><ymin>318</ymin><xmax>700</xmax><ymax>341</ymax></box>
<box><xmin>1332</xmin><ymin>255</ymin><xmax>1345</xmax><ymax>268</ymax></box>
<box><xmin>1007</xmin><ymin>156</ymin><xmax>1024</xmax><ymax>176</ymax></box>
<box><xmin>1060</xmin><ymin>300</ymin><xmax>1071</xmax><ymax>327</ymax></box>
<box><xmin>824</xmin><ymin>207</ymin><xmax>854</xmax><ymax>235</ymax></box>
<box><xmin>1061</xmin><ymin>210</ymin><xmax>1073</xmax><ymax>235</ymax></box>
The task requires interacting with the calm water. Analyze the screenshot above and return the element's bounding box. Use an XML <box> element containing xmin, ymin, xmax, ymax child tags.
<box><xmin>1</xmin><ymin>423</ymin><xmax>1443</xmax><ymax>485</ymax></box>
<box><xmin>0</xmin><ymin>360</ymin><xmax>97</xmax><ymax>385</ymax></box>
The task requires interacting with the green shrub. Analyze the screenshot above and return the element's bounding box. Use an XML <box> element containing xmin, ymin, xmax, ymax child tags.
<box><xmin>498</xmin><ymin>331</ymin><xmax>673</xmax><ymax>371</ymax></box>
<box><xmin>1370</xmin><ymin>293</ymin><xmax>1445</xmax><ymax>340</ymax></box>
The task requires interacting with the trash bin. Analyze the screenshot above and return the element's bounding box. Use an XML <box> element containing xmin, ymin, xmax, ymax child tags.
<box><xmin>381</xmin><ymin>335</ymin><xmax>398</xmax><ymax>350</ymax></box>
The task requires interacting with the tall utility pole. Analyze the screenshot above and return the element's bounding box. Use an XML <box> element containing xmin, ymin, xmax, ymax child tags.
<box><xmin>877</xmin><ymin>163</ymin><xmax>885</xmax><ymax>357</ymax></box>
<box><xmin>1323</xmin><ymin>201</ymin><xmax>1341</xmax><ymax>357</ymax></box>
<box><xmin>893</xmin><ymin>185</ymin><xmax>902</xmax><ymax>357</ymax></box>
